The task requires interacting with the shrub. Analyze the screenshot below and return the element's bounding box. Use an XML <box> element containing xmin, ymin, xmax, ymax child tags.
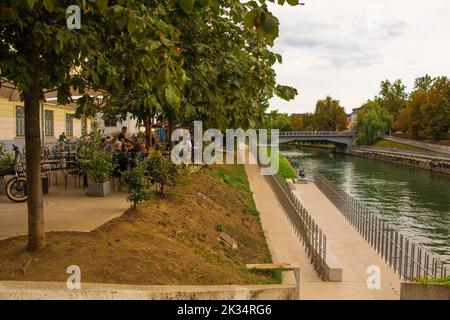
<box><xmin>78</xmin><ymin>124</ymin><xmax>116</xmax><ymax>183</ymax></box>
<box><xmin>122</xmin><ymin>162</ymin><xmax>154</xmax><ymax>208</ymax></box>
<box><xmin>147</xmin><ymin>150</ymin><xmax>179</xmax><ymax>194</ymax></box>
<box><xmin>0</xmin><ymin>143</ymin><xmax>13</xmax><ymax>175</ymax></box>
<box><xmin>216</xmin><ymin>224</ymin><xmax>225</xmax><ymax>232</ymax></box>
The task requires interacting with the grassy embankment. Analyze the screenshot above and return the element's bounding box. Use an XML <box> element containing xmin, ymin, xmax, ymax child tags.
<box><xmin>265</xmin><ymin>147</ymin><xmax>297</xmax><ymax>180</ymax></box>
<box><xmin>372</xmin><ymin>139</ymin><xmax>426</xmax><ymax>152</ymax></box>
<box><xmin>0</xmin><ymin>165</ymin><xmax>280</xmax><ymax>285</ymax></box>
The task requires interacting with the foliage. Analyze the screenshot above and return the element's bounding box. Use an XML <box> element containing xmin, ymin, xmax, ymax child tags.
<box><xmin>354</xmin><ymin>100</ymin><xmax>393</xmax><ymax>145</ymax></box>
<box><xmin>395</xmin><ymin>75</ymin><xmax>450</xmax><ymax>140</ymax></box>
<box><xmin>290</xmin><ymin>114</ymin><xmax>304</xmax><ymax>131</ymax></box>
<box><xmin>78</xmin><ymin>124</ymin><xmax>116</xmax><ymax>184</ymax></box>
<box><xmin>0</xmin><ymin>143</ymin><xmax>13</xmax><ymax>175</ymax></box>
<box><xmin>122</xmin><ymin>161</ymin><xmax>154</xmax><ymax>208</ymax></box>
<box><xmin>216</xmin><ymin>224</ymin><xmax>225</xmax><ymax>233</ymax></box>
<box><xmin>74</xmin><ymin>0</ymin><xmax>299</xmax><ymax>130</ymax></box>
<box><xmin>418</xmin><ymin>276</ymin><xmax>450</xmax><ymax>288</ymax></box>
<box><xmin>270</xmin><ymin>112</ymin><xmax>293</xmax><ymax>131</ymax></box>
<box><xmin>376</xmin><ymin>79</ymin><xmax>407</xmax><ymax>120</ymax></box>
<box><xmin>147</xmin><ymin>150</ymin><xmax>179</xmax><ymax>194</ymax></box>
<box><xmin>314</xmin><ymin>96</ymin><xmax>348</xmax><ymax>131</ymax></box>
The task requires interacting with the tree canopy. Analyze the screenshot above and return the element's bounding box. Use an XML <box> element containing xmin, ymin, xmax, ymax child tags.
<box><xmin>354</xmin><ymin>100</ymin><xmax>393</xmax><ymax>145</ymax></box>
<box><xmin>313</xmin><ymin>96</ymin><xmax>348</xmax><ymax>131</ymax></box>
<box><xmin>0</xmin><ymin>0</ymin><xmax>300</xmax><ymax>251</ymax></box>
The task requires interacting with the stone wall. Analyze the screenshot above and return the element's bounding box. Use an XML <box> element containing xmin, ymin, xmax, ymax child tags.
<box><xmin>0</xmin><ymin>281</ymin><xmax>296</xmax><ymax>300</ymax></box>
<box><xmin>348</xmin><ymin>149</ymin><xmax>450</xmax><ymax>175</ymax></box>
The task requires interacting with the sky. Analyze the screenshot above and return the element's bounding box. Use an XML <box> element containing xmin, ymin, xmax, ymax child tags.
<box><xmin>268</xmin><ymin>0</ymin><xmax>450</xmax><ymax>114</ymax></box>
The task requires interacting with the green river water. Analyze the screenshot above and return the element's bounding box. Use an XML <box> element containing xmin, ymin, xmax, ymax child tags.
<box><xmin>281</xmin><ymin>145</ymin><xmax>450</xmax><ymax>265</ymax></box>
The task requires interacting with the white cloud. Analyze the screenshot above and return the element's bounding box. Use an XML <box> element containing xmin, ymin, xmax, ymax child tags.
<box><xmin>268</xmin><ymin>0</ymin><xmax>450</xmax><ymax>114</ymax></box>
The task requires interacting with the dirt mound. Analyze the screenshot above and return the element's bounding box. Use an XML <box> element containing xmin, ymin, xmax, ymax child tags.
<box><xmin>0</xmin><ymin>165</ymin><xmax>277</xmax><ymax>285</ymax></box>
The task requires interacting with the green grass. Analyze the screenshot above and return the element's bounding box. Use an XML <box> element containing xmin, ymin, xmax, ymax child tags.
<box><xmin>373</xmin><ymin>139</ymin><xmax>426</xmax><ymax>152</ymax></box>
<box><xmin>418</xmin><ymin>276</ymin><xmax>450</xmax><ymax>288</ymax></box>
<box><xmin>265</xmin><ymin>148</ymin><xmax>297</xmax><ymax>180</ymax></box>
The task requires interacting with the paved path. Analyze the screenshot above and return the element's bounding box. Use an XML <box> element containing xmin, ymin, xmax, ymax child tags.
<box><xmin>0</xmin><ymin>174</ymin><xmax>129</xmax><ymax>239</ymax></box>
<box><xmin>245</xmin><ymin>164</ymin><xmax>401</xmax><ymax>300</ymax></box>
<box><xmin>293</xmin><ymin>183</ymin><xmax>401</xmax><ymax>300</ymax></box>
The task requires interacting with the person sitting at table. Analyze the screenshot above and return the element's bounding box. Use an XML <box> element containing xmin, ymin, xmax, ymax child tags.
<box><xmin>58</xmin><ymin>132</ymin><xmax>67</xmax><ymax>152</ymax></box>
<box><xmin>113</xmin><ymin>141</ymin><xmax>129</xmax><ymax>173</ymax></box>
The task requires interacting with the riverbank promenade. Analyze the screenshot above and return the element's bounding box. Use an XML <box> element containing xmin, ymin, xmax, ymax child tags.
<box><xmin>245</xmin><ymin>164</ymin><xmax>401</xmax><ymax>300</ymax></box>
<box><xmin>293</xmin><ymin>182</ymin><xmax>402</xmax><ymax>299</ymax></box>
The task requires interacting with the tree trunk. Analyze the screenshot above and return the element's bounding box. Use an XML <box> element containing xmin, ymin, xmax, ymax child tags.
<box><xmin>168</xmin><ymin>111</ymin><xmax>175</xmax><ymax>149</ymax></box>
<box><xmin>23</xmin><ymin>30</ymin><xmax>45</xmax><ymax>252</ymax></box>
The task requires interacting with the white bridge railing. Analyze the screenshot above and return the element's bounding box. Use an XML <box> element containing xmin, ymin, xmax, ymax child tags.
<box><xmin>280</xmin><ymin>131</ymin><xmax>355</xmax><ymax>137</ymax></box>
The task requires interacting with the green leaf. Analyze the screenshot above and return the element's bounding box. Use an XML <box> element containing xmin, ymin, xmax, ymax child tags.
<box><xmin>180</xmin><ymin>0</ymin><xmax>195</xmax><ymax>14</ymax></box>
<box><xmin>97</xmin><ymin>0</ymin><xmax>108</xmax><ymax>11</ymax></box>
<box><xmin>43</xmin><ymin>0</ymin><xmax>55</xmax><ymax>12</ymax></box>
<box><xmin>26</xmin><ymin>0</ymin><xmax>37</xmax><ymax>9</ymax></box>
<box><xmin>165</xmin><ymin>85</ymin><xmax>181</xmax><ymax>110</ymax></box>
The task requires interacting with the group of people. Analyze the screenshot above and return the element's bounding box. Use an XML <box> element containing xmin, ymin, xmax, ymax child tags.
<box><xmin>100</xmin><ymin>127</ymin><xmax>147</xmax><ymax>174</ymax></box>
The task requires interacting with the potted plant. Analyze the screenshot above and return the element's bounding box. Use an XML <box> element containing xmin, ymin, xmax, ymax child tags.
<box><xmin>78</xmin><ymin>125</ymin><xmax>116</xmax><ymax>197</ymax></box>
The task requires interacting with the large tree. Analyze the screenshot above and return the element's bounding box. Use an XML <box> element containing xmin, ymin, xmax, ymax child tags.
<box><xmin>313</xmin><ymin>96</ymin><xmax>348</xmax><ymax>131</ymax></box>
<box><xmin>395</xmin><ymin>75</ymin><xmax>449</xmax><ymax>139</ymax></box>
<box><xmin>354</xmin><ymin>100</ymin><xmax>393</xmax><ymax>145</ymax></box>
<box><xmin>376</xmin><ymin>79</ymin><xmax>407</xmax><ymax>121</ymax></box>
<box><xmin>0</xmin><ymin>0</ymin><xmax>182</xmax><ymax>251</ymax></box>
<box><xmin>0</xmin><ymin>0</ymin><xmax>299</xmax><ymax>251</ymax></box>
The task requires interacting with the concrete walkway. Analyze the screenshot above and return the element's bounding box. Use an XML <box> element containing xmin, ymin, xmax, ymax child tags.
<box><xmin>0</xmin><ymin>174</ymin><xmax>129</xmax><ymax>239</ymax></box>
<box><xmin>293</xmin><ymin>182</ymin><xmax>401</xmax><ymax>300</ymax></box>
<box><xmin>245</xmin><ymin>164</ymin><xmax>401</xmax><ymax>300</ymax></box>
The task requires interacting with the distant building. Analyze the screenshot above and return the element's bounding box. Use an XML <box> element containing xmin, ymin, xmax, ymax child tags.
<box><xmin>349</xmin><ymin>107</ymin><xmax>361</xmax><ymax>129</ymax></box>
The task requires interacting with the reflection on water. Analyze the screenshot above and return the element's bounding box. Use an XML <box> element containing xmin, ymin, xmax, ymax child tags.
<box><xmin>281</xmin><ymin>145</ymin><xmax>450</xmax><ymax>264</ymax></box>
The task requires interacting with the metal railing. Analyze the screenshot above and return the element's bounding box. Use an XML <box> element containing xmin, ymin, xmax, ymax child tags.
<box><xmin>266</xmin><ymin>174</ymin><xmax>327</xmax><ymax>279</ymax></box>
<box><xmin>280</xmin><ymin>131</ymin><xmax>355</xmax><ymax>137</ymax></box>
<box><xmin>314</xmin><ymin>171</ymin><xmax>448</xmax><ymax>281</ymax></box>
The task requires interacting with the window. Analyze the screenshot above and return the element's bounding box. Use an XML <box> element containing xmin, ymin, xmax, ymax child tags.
<box><xmin>66</xmin><ymin>114</ymin><xmax>74</xmax><ymax>137</ymax></box>
<box><xmin>44</xmin><ymin>110</ymin><xmax>54</xmax><ymax>137</ymax></box>
<box><xmin>16</xmin><ymin>106</ymin><xmax>25</xmax><ymax>137</ymax></box>
<box><xmin>104</xmin><ymin>116</ymin><xmax>117</xmax><ymax>128</ymax></box>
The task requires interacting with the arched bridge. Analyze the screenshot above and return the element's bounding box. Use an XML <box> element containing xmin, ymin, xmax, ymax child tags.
<box><xmin>279</xmin><ymin>131</ymin><xmax>355</xmax><ymax>152</ymax></box>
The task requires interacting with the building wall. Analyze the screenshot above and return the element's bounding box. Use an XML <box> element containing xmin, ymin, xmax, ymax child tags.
<box><xmin>0</xmin><ymin>97</ymin><xmax>92</xmax><ymax>144</ymax></box>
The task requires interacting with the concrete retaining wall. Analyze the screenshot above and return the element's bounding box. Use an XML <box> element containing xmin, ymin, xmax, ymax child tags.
<box><xmin>348</xmin><ymin>149</ymin><xmax>450</xmax><ymax>175</ymax></box>
<box><xmin>400</xmin><ymin>283</ymin><xmax>450</xmax><ymax>300</ymax></box>
<box><xmin>0</xmin><ymin>281</ymin><xmax>296</xmax><ymax>300</ymax></box>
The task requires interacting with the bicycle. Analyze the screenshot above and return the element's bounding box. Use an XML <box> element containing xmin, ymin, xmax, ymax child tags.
<box><xmin>3</xmin><ymin>145</ymin><xmax>27</xmax><ymax>203</ymax></box>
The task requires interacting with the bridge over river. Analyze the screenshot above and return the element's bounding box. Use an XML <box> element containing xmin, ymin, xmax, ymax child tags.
<box><xmin>279</xmin><ymin>131</ymin><xmax>355</xmax><ymax>152</ymax></box>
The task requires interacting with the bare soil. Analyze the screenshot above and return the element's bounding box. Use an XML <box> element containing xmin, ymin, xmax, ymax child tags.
<box><xmin>0</xmin><ymin>165</ymin><xmax>277</xmax><ymax>285</ymax></box>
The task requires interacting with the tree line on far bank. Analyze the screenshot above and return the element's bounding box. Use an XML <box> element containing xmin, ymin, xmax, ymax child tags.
<box><xmin>268</xmin><ymin>75</ymin><xmax>450</xmax><ymax>145</ymax></box>
<box><xmin>266</xmin><ymin>95</ymin><xmax>348</xmax><ymax>132</ymax></box>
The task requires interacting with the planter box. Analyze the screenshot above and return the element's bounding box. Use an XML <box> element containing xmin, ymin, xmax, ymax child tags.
<box><xmin>400</xmin><ymin>282</ymin><xmax>450</xmax><ymax>300</ymax></box>
<box><xmin>88</xmin><ymin>181</ymin><xmax>111</xmax><ymax>197</ymax></box>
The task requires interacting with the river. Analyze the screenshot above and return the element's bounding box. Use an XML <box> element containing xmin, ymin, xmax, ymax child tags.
<box><xmin>281</xmin><ymin>145</ymin><xmax>450</xmax><ymax>265</ymax></box>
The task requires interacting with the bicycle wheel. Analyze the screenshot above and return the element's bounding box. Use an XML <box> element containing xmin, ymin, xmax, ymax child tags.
<box><xmin>5</xmin><ymin>177</ymin><xmax>27</xmax><ymax>203</ymax></box>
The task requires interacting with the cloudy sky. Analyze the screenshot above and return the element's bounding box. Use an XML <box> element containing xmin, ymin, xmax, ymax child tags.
<box><xmin>268</xmin><ymin>0</ymin><xmax>450</xmax><ymax>114</ymax></box>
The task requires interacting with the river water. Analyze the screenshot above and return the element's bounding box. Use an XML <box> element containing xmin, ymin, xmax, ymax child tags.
<box><xmin>281</xmin><ymin>145</ymin><xmax>450</xmax><ymax>264</ymax></box>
